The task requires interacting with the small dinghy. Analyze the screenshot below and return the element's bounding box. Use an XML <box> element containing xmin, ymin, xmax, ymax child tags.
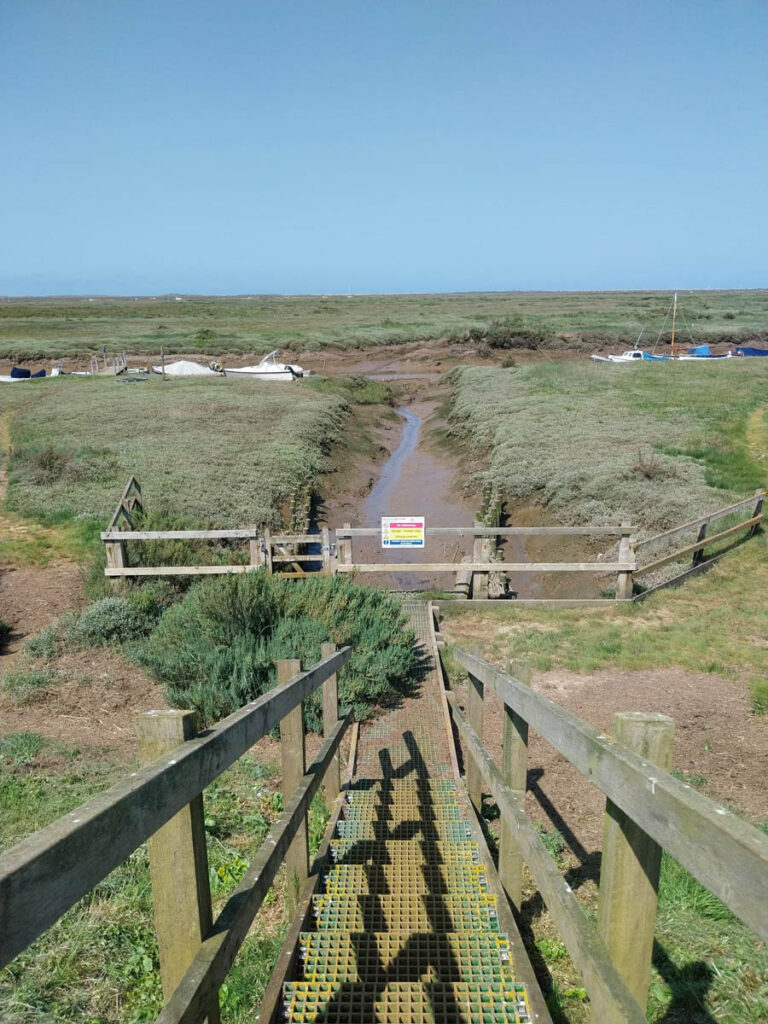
<box><xmin>224</xmin><ymin>350</ymin><xmax>304</xmax><ymax>381</ymax></box>
<box><xmin>590</xmin><ymin>349</ymin><xmax>671</xmax><ymax>363</ymax></box>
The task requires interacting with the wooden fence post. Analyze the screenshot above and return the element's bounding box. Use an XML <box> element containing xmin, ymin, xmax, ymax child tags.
<box><xmin>692</xmin><ymin>521</ymin><xmax>708</xmax><ymax>567</ymax></box>
<box><xmin>751</xmin><ymin>488</ymin><xmax>764</xmax><ymax>536</ymax></box>
<box><xmin>597</xmin><ymin>712</ymin><xmax>675</xmax><ymax>1013</ymax></box>
<box><xmin>342</xmin><ymin>523</ymin><xmax>353</xmax><ymax>567</ymax></box>
<box><xmin>321</xmin><ymin>527</ymin><xmax>331</xmax><ymax>576</ymax></box>
<box><xmin>499</xmin><ymin>661</ymin><xmax>530</xmax><ymax>911</ymax></box>
<box><xmin>105</xmin><ymin>540</ymin><xmax>126</xmax><ymax>580</ymax></box>
<box><xmin>321</xmin><ymin>642</ymin><xmax>340</xmax><ymax>803</ymax></box>
<box><xmin>263</xmin><ymin>528</ymin><xmax>273</xmax><ymax>575</ymax></box>
<box><xmin>249</xmin><ymin>530</ymin><xmax>265</xmax><ymax>569</ymax></box>
<box><xmin>135</xmin><ymin>710</ymin><xmax>220</xmax><ymax>1024</ymax></box>
<box><xmin>278</xmin><ymin>658</ymin><xmax>308</xmax><ymax>915</ymax></box>
<box><xmin>616</xmin><ymin>523</ymin><xmax>633</xmax><ymax>600</ymax></box>
<box><xmin>466</xmin><ymin>668</ymin><xmax>484</xmax><ymax>812</ymax></box>
<box><xmin>472</xmin><ymin>522</ymin><xmax>489</xmax><ymax>599</ymax></box>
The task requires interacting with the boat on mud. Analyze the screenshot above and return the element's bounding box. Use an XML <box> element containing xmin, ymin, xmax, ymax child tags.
<box><xmin>590</xmin><ymin>349</ymin><xmax>672</xmax><ymax>363</ymax></box>
<box><xmin>591</xmin><ymin>294</ymin><xmax>735</xmax><ymax>364</ymax></box>
<box><xmin>224</xmin><ymin>350</ymin><xmax>305</xmax><ymax>381</ymax></box>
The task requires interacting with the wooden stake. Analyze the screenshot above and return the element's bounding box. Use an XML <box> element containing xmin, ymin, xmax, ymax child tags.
<box><xmin>135</xmin><ymin>710</ymin><xmax>220</xmax><ymax>1024</ymax></box>
<box><xmin>499</xmin><ymin>661</ymin><xmax>530</xmax><ymax>910</ymax></box>
<box><xmin>278</xmin><ymin>658</ymin><xmax>307</xmax><ymax>915</ymax></box>
<box><xmin>466</xmin><ymin>669</ymin><xmax>484</xmax><ymax>812</ymax></box>
<box><xmin>321</xmin><ymin>642</ymin><xmax>340</xmax><ymax>803</ymax></box>
<box><xmin>597</xmin><ymin>712</ymin><xmax>674</xmax><ymax>1012</ymax></box>
<box><xmin>616</xmin><ymin>523</ymin><xmax>633</xmax><ymax>600</ymax></box>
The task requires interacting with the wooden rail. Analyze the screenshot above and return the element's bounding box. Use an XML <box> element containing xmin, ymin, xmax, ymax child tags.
<box><xmin>633</xmin><ymin>489</ymin><xmax>764</xmax><ymax>594</ymax></box>
<box><xmin>447</xmin><ymin>647</ymin><xmax>768</xmax><ymax>1018</ymax></box>
<box><xmin>0</xmin><ymin>646</ymin><xmax>352</xmax><ymax>991</ymax></box>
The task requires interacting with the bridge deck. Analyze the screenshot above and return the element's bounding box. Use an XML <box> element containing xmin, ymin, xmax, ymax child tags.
<box><xmin>273</xmin><ymin>602</ymin><xmax>547</xmax><ymax>1023</ymax></box>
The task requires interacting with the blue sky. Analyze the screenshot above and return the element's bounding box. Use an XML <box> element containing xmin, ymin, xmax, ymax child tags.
<box><xmin>1</xmin><ymin>0</ymin><xmax>766</xmax><ymax>294</ymax></box>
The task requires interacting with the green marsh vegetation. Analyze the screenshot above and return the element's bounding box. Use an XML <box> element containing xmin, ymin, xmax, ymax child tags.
<box><xmin>448</xmin><ymin>359</ymin><xmax>768</xmax><ymax>535</ymax></box>
<box><xmin>0</xmin><ymin>735</ymin><xmax>326</xmax><ymax>1023</ymax></box>
<box><xmin>0</xmin><ymin>375</ymin><xmax>356</xmax><ymax>566</ymax></box>
<box><xmin>1</xmin><ymin>290</ymin><xmax>765</xmax><ymax>361</ymax></box>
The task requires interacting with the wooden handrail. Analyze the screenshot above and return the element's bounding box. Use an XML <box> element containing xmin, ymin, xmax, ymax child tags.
<box><xmin>337</xmin><ymin>561</ymin><xmax>635</xmax><ymax>573</ymax></box>
<box><xmin>0</xmin><ymin>647</ymin><xmax>351</xmax><ymax>968</ymax></box>
<box><xmin>336</xmin><ymin>525</ymin><xmax>628</xmax><ymax>537</ymax></box>
<box><xmin>635</xmin><ymin>514</ymin><xmax>763</xmax><ymax>576</ymax></box>
<box><xmin>156</xmin><ymin>712</ymin><xmax>351</xmax><ymax>1024</ymax></box>
<box><xmin>635</xmin><ymin>491</ymin><xmax>764</xmax><ymax>552</ymax></box>
<box><xmin>447</xmin><ymin>694</ymin><xmax>647</xmax><ymax>1023</ymax></box>
<box><xmin>453</xmin><ymin>648</ymin><xmax>768</xmax><ymax>943</ymax></box>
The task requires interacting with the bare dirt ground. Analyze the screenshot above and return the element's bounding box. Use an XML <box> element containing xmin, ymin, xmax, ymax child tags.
<box><xmin>450</xmin><ymin>664</ymin><xmax>768</xmax><ymax>857</ymax></box>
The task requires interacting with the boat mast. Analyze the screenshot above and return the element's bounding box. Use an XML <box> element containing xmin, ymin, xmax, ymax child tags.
<box><xmin>670</xmin><ymin>292</ymin><xmax>678</xmax><ymax>357</ymax></box>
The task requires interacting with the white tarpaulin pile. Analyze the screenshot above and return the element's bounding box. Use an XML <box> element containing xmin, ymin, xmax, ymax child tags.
<box><xmin>152</xmin><ymin>360</ymin><xmax>220</xmax><ymax>376</ymax></box>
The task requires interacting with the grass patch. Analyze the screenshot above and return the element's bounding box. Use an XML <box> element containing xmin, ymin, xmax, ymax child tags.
<box><xmin>0</xmin><ymin>665</ymin><xmax>64</xmax><ymax>703</ymax></box>
<box><xmin>447</xmin><ymin>360</ymin><xmax>768</xmax><ymax>535</ymax></box>
<box><xmin>0</xmin><ymin>732</ymin><xmax>47</xmax><ymax>766</ymax></box>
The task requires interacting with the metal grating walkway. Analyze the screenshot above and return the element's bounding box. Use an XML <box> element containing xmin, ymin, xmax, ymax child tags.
<box><xmin>279</xmin><ymin>603</ymin><xmax>533</xmax><ymax>1023</ymax></box>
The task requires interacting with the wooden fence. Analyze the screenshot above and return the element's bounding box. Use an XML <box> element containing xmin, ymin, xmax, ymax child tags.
<box><xmin>101</xmin><ymin>479</ymin><xmax>635</xmax><ymax>598</ymax></box>
<box><xmin>446</xmin><ymin>647</ymin><xmax>768</xmax><ymax>1022</ymax></box>
<box><xmin>0</xmin><ymin>646</ymin><xmax>352</xmax><ymax>1024</ymax></box>
<box><xmin>633</xmin><ymin>489</ymin><xmax>764</xmax><ymax>598</ymax></box>
<box><xmin>101</xmin><ymin>478</ymin><xmax>765</xmax><ymax>604</ymax></box>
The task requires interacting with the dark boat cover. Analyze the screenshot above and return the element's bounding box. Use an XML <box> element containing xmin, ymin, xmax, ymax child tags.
<box><xmin>10</xmin><ymin>366</ymin><xmax>30</xmax><ymax>378</ymax></box>
<box><xmin>30</xmin><ymin>369</ymin><xmax>46</xmax><ymax>378</ymax></box>
<box><xmin>734</xmin><ymin>346</ymin><xmax>768</xmax><ymax>357</ymax></box>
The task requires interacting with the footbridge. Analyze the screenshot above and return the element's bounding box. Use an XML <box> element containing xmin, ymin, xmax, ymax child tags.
<box><xmin>2</xmin><ymin>604</ymin><xmax>768</xmax><ymax>1023</ymax></box>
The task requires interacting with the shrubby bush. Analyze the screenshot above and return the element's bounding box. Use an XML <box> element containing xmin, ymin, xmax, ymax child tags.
<box><xmin>0</xmin><ymin>618</ymin><xmax>10</xmax><ymax>652</ymax></box>
<box><xmin>71</xmin><ymin>595</ymin><xmax>161</xmax><ymax>647</ymax></box>
<box><xmin>137</xmin><ymin>573</ymin><xmax>416</xmax><ymax>728</ymax></box>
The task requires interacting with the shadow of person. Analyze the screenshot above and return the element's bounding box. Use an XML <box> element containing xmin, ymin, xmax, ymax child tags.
<box><xmin>652</xmin><ymin>940</ymin><xmax>717</xmax><ymax>1023</ymax></box>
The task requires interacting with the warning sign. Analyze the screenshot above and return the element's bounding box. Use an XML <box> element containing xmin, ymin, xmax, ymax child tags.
<box><xmin>381</xmin><ymin>516</ymin><xmax>425</xmax><ymax>548</ymax></box>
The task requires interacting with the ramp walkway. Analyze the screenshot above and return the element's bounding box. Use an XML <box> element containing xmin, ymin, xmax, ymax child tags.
<box><xmin>277</xmin><ymin>602</ymin><xmax>544</xmax><ymax>1024</ymax></box>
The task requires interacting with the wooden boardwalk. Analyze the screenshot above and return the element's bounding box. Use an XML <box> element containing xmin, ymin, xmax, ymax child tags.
<box><xmin>275</xmin><ymin>602</ymin><xmax>548</xmax><ymax>1023</ymax></box>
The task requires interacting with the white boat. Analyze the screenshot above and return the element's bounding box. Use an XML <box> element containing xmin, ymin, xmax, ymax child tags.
<box><xmin>224</xmin><ymin>350</ymin><xmax>304</xmax><ymax>381</ymax></box>
<box><xmin>590</xmin><ymin>349</ymin><xmax>671</xmax><ymax>363</ymax></box>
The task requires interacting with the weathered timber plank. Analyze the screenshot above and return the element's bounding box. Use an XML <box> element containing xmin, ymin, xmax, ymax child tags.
<box><xmin>631</xmin><ymin>554</ymin><xmax>725</xmax><ymax>601</ymax></box>
<box><xmin>271</xmin><ymin>554</ymin><xmax>324</xmax><ymax>563</ymax></box>
<box><xmin>336</xmin><ymin>526</ymin><xmax>627</xmax><ymax>537</ymax></box>
<box><xmin>635</xmin><ymin>515</ymin><xmax>762</xmax><ymax>576</ymax></box>
<box><xmin>448</xmin><ymin>696</ymin><xmax>647</xmax><ymax>1024</ymax></box>
<box><xmin>320</xmin><ymin>642</ymin><xmax>340</xmax><ymax>803</ymax></box>
<box><xmin>136</xmin><ymin>712</ymin><xmax>220</xmax><ymax>1024</ymax></box>
<box><xmin>279</xmin><ymin>660</ymin><xmax>308</xmax><ymax>915</ymax></box>
<box><xmin>155</xmin><ymin>714</ymin><xmax>351</xmax><ymax>1024</ymax></box>
<box><xmin>102</xmin><ymin>529</ymin><xmax>258</xmax><ymax>540</ymax></box>
<box><xmin>0</xmin><ymin>648</ymin><xmax>351</xmax><ymax>968</ymax></box>
<box><xmin>499</xmin><ymin>662</ymin><xmax>530</xmax><ymax>910</ymax></box>
<box><xmin>635</xmin><ymin>493</ymin><xmax>764</xmax><ymax>552</ymax></box>
<box><xmin>436</xmin><ymin>598</ymin><xmax>630</xmax><ymax>613</ymax></box>
<box><xmin>337</xmin><ymin>561</ymin><xmax>634</xmax><ymax>573</ymax></box>
<box><xmin>598</xmin><ymin>713</ymin><xmax>674</xmax><ymax>1012</ymax></box>
<box><xmin>105</xmin><ymin>565</ymin><xmax>260</xmax><ymax>577</ymax></box>
<box><xmin>453</xmin><ymin>649</ymin><xmax>768</xmax><ymax>942</ymax></box>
